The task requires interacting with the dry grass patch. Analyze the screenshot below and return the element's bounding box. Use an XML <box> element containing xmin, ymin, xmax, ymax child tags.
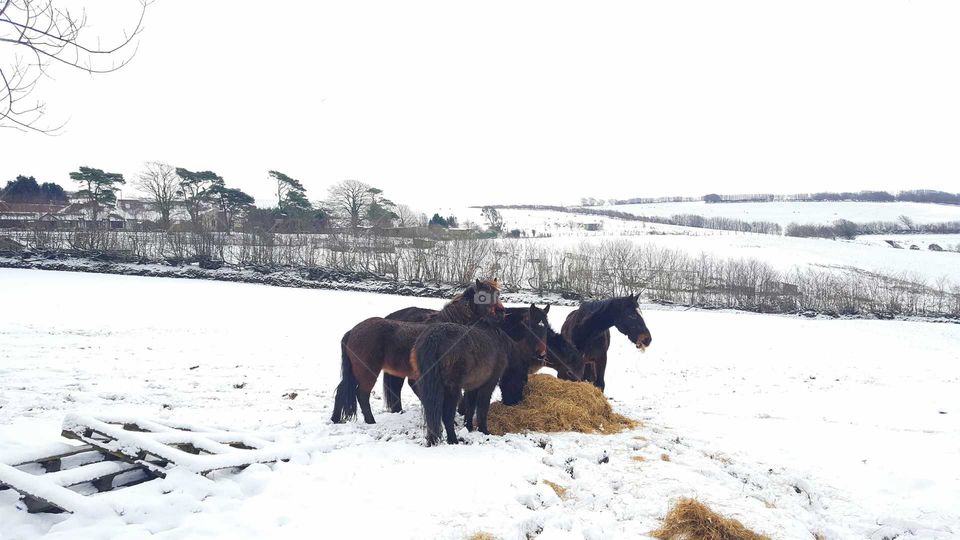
<box><xmin>466</xmin><ymin>534</ymin><xmax>497</xmax><ymax>540</ymax></box>
<box><xmin>660</xmin><ymin>453</ymin><xmax>671</xmax><ymax>462</ymax></box>
<box><xmin>542</xmin><ymin>479</ymin><xmax>569</xmax><ymax>500</ymax></box>
<box><xmin>487</xmin><ymin>374</ymin><xmax>637</xmax><ymax>435</ymax></box>
<box><xmin>652</xmin><ymin>498</ymin><xmax>769</xmax><ymax>540</ymax></box>
<box><xmin>632</xmin><ymin>455</ymin><xmax>647</xmax><ymax>462</ymax></box>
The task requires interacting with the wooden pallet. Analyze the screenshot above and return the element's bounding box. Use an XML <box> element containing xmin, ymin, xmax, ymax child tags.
<box><xmin>61</xmin><ymin>414</ymin><xmax>289</xmax><ymax>476</ymax></box>
<box><xmin>0</xmin><ymin>444</ymin><xmax>150</xmax><ymax>514</ymax></box>
<box><xmin>1</xmin><ymin>414</ymin><xmax>293</xmax><ymax>514</ymax></box>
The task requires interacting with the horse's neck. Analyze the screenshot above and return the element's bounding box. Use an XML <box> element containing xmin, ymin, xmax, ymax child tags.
<box><xmin>436</xmin><ymin>300</ymin><xmax>474</xmax><ymax>323</ymax></box>
<box><xmin>573</xmin><ymin>304</ymin><xmax>615</xmax><ymax>346</ymax></box>
<box><xmin>505</xmin><ymin>332</ymin><xmax>531</xmax><ymax>363</ymax></box>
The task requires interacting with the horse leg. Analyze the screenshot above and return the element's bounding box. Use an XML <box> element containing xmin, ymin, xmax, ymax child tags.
<box><xmin>582</xmin><ymin>360</ymin><xmax>597</xmax><ymax>384</ymax></box>
<box><xmin>383</xmin><ymin>374</ymin><xmax>404</xmax><ymax>413</ymax></box>
<box><xmin>463</xmin><ymin>390</ymin><xmax>478</xmax><ymax>432</ymax></box>
<box><xmin>474</xmin><ymin>378</ymin><xmax>499</xmax><ymax>436</ymax></box>
<box><xmin>442</xmin><ymin>389</ymin><xmax>461</xmax><ymax>444</ymax></box>
<box><xmin>357</xmin><ymin>377</ymin><xmax>377</xmax><ymax>424</ymax></box>
<box><xmin>594</xmin><ymin>352</ymin><xmax>608</xmax><ymax>392</ymax></box>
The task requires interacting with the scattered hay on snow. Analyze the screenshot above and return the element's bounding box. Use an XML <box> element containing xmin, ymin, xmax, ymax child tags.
<box><xmin>466</xmin><ymin>533</ymin><xmax>497</xmax><ymax>540</ymax></box>
<box><xmin>542</xmin><ymin>479</ymin><xmax>569</xmax><ymax>500</ymax></box>
<box><xmin>651</xmin><ymin>498</ymin><xmax>769</xmax><ymax>540</ymax></box>
<box><xmin>487</xmin><ymin>374</ymin><xmax>637</xmax><ymax>435</ymax></box>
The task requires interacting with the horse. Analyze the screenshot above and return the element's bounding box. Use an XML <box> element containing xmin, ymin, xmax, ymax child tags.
<box><xmin>383</xmin><ymin>304</ymin><xmax>581</xmax><ymax>412</ymax></box>
<box><xmin>559</xmin><ymin>294</ymin><xmax>652</xmax><ymax>391</ymax></box>
<box><xmin>330</xmin><ymin>279</ymin><xmax>504</xmax><ymax>425</ymax></box>
<box><xmin>411</xmin><ymin>305</ymin><xmax>547</xmax><ymax>446</ymax></box>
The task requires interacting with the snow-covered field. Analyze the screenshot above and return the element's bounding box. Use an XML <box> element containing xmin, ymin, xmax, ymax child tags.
<box><xmin>1</xmin><ymin>269</ymin><xmax>958</xmax><ymax>539</ymax></box>
<box><xmin>525</xmin><ymin>230</ymin><xmax>960</xmax><ymax>283</ymax></box>
<box><xmin>439</xmin><ymin>207</ymin><xmax>960</xmax><ymax>283</ymax></box>
<box><xmin>609</xmin><ymin>201</ymin><xmax>960</xmax><ymax>227</ymax></box>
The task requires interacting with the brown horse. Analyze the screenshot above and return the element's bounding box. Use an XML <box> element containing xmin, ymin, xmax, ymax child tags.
<box><xmin>383</xmin><ymin>304</ymin><xmax>576</xmax><ymax>413</ymax></box>
<box><xmin>331</xmin><ymin>279</ymin><xmax>503</xmax><ymax>424</ymax></box>
<box><xmin>412</xmin><ymin>306</ymin><xmax>546</xmax><ymax>445</ymax></box>
<box><xmin>559</xmin><ymin>294</ymin><xmax>652</xmax><ymax>391</ymax></box>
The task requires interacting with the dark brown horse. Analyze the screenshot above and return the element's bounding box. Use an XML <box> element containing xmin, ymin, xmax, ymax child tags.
<box><xmin>559</xmin><ymin>294</ymin><xmax>652</xmax><ymax>391</ymax></box>
<box><xmin>383</xmin><ymin>304</ymin><xmax>578</xmax><ymax>412</ymax></box>
<box><xmin>412</xmin><ymin>306</ymin><xmax>546</xmax><ymax>446</ymax></box>
<box><xmin>330</xmin><ymin>279</ymin><xmax>504</xmax><ymax>424</ymax></box>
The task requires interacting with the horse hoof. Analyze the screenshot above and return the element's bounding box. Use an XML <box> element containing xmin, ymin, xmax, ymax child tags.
<box><xmin>364</xmin><ymin>419</ymin><xmax>376</xmax><ymax>425</ymax></box>
<box><xmin>447</xmin><ymin>437</ymin><xmax>460</xmax><ymax>445</ymax></box>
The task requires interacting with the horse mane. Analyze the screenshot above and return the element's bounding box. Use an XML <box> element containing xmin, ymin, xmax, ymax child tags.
<box><xmin>576</xmin><ymin>298</ymin><xmax>618</xmax><ymax>319</ymax></box>
<box><xmin>436</xmin><ymin>279</ymin><xmax>500</xmax><ymax>323</ymax></box>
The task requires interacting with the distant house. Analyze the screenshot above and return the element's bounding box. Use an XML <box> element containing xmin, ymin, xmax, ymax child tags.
<box><xmin>0</xmin><ymin>201</ymin><xmax>124</xmax><ymax>230</ymax></box>
<box><xmin>0</xmin><ymin>202</ymin><xmax>84</xmax><ymax>229</ymax></box>
<box><xmin>115</xmin><ymin>199</ymin><xmax>192</xmax><ymax>227</ymax></box>
<box><xmin>582</xmin><ymin>222</ymin><xmax>602</xmax><ymax>232</ymax></box>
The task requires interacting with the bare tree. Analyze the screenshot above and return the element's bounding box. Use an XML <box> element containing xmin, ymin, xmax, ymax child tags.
<box><xmin>0</xmin><ymin>0</ymin><xmax>147</xmax><ymax>132</ymax></box>
<box><xmin>136</xmin><ymin>161</ymin><xmax>177</xmax><ymax>229</ymax></box>
<box><xmin>395</xmin><ymin>204</ymin><xmax>416</xmax><ymax>227</ymax></box>
<box><xmin>326</xmin><ymin>179</ymin><xmax>370</xmax><ymax>229</ymax></box>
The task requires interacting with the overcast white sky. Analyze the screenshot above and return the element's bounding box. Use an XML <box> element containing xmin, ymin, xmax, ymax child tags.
<box><xmin>2</xmin><ymin>0</ymin><xmax>959</xmax><ymax>211</ymax></box>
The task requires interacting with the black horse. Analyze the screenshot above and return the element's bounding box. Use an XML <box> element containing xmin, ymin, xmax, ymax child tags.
<box><xmin>383</xmin><ymin>304</ymin><xmax>581</xmax><ymax>412</ymax></box>
<box><xmin>559</xmin><ymin>294</ymin><xmax>652</xmax><ymax>391</ymax></box>
<box><xmin>412</xmin><ymin>306</ymin><xmax>546</xmax><ymax>446</ymax></box>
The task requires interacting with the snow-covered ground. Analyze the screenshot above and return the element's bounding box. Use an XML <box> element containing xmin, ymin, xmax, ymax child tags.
<box><xmin>444</xmin><ymin>207</ymin><xmax>704</xmax><ymax>238</ymax></box>
<box><xmin>609</xmin><ymin>201</ymin><xmax>960</xmax><ymax>227</ymax></box>
<box><xmin>1</xmin><ymin>269</ymin><xmax>958</xmax><ymax>539</ymax></box>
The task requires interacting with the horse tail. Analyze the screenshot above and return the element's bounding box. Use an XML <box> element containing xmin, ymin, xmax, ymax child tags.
<box><xmin>331</xmin><ymin>330</ymin><xmax>358</xmax><ymax>423</ymax></box>
<box><xmin>412</xmin><ymin>333</ymin><xmax>445</xmax><ymax>446</ymax></box>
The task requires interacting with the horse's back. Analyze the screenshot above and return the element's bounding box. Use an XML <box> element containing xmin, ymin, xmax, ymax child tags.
<box><xmin>562</xmin><ymin>307</ymin><xmax>610</xmax><ymax>356</ymax></box>
<box><xmin>385</xmin><ymin>306</ymin><xmax>437</xmax><ymax>322</ymax></box>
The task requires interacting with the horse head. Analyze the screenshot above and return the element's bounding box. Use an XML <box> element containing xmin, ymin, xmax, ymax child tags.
<box><xmin>612</xmin><ymin>293</ymin><xmax>652</xmax><ymax>351</ymax></box>
<box><xmin>463</xmin><ymin>278</ymin><xmax>504</xmax><ymax>322</ymax></box>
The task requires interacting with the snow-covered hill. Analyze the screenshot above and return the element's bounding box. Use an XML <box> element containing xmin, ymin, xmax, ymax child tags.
<box><xmin>441</xmin><ymin>207</ymin><xmax>960</xmax><ymax>283</ymax></box>
<box><xmin>1</xmin><ymin>269</ymin><xmax>957</xmax><ymax>539</ymax></box>
<box><xmin>611</xmin><ymin>201</ymin><xmax>960</xmax><ymax>227</ymax></box>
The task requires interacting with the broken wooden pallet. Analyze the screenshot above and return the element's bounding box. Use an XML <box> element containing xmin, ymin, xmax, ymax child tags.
<box><xmin>1</xmin><ymin>414</ymin><xmax>294</xmax><ymax>514</ymax></box>
<box><xmin>0</xmin><ymin>444</ymin><xmax>150</xmax><ymax>514</ymax></box>
<box><xmin>61</xmin><ymin>413</ymin><xmax>290</xmax><ymax>476</ymax></box>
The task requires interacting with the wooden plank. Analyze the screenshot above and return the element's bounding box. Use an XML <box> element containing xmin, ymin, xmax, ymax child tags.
<box><xmin>0</xmin><ymin>463</ymin><xmax>103</xmax><ymax>514</ymax></box>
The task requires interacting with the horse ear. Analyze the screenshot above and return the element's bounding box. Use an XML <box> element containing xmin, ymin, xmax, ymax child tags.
<box><xmin>543</xmin><ymin>304</ymin><xmax>550</xmax><ymax>313</ymax></box>
<box><xmin>475</xmin><ymin>278</ymin><xmax>482</xmax><ymax>288</ymax></box>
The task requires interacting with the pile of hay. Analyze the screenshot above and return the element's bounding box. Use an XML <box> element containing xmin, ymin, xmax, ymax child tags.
<box><xmin>651</xmin><ymin>498</ymin><xmax>769</xmax><ymax>540</ymax></box>
<box><xmin>487</xmin><ymin>374</ymin><xmax>637</xmax><ymax>435</ymax></box>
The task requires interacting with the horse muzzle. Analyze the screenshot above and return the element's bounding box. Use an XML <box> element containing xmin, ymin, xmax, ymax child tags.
<box><xmin>636</xmin><ymin>333</ymin><xmax>652</xmax><ymax>352</ymax></box>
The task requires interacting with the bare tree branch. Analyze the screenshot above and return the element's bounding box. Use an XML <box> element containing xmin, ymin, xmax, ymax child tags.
<box><xmin>0</xmin><ymin>0</ymin><xmax>147</xmax><ymax>132</ymax></box>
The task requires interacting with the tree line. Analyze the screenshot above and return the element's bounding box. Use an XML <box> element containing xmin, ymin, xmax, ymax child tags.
<box><xmin>785</xmin><ymin>216</ymin><xmax>960</xmax><ymax>240</ymax></box>
<box><xmin>5</xmin><ymin>229</ymin><xmax>959</xmax><ymax>319</ymax></box>
<box><xmin>2</xmin><ymin>166</ymin><xmax>466</xmax><ymax>235</ymax></box>
<box><xmin>601</xmin><ymin>189</ymin><xmax>960</xmax><ymax>206</ymax></box>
